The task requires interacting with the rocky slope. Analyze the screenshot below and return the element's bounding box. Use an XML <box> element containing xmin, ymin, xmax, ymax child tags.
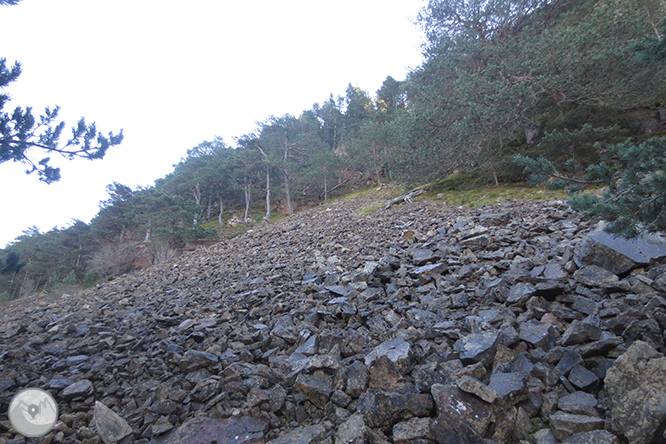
<box><xmin>2</xmin><ymin>188</ymin><xmax>666</xmax><ymax>444</ymax></box>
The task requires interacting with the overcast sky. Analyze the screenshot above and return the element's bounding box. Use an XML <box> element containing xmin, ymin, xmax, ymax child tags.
<box><xmin>0</xmin><ymin>0</ymin><xmax>425</xmax><ymax>247</ymax></box>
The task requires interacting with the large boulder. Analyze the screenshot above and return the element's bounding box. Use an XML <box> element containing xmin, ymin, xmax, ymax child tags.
<box><xmin>574</xmin><ymin>227</ymin><xmax>666</xmax><ymax>275</ymax></box>
<box><xmin>604</xmin><ymin>341</ymin><xmax>666</xmax><ymax>443</ymax></box>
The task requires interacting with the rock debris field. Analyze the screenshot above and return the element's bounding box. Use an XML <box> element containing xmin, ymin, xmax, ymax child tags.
<box><xmin>2</xmin><ymin>189</ymin><xmax>666</xmax><ymax>444</ymax></box>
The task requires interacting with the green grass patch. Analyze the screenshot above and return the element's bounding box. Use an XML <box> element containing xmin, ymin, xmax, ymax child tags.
<box><xmin>360</xmin><ymin>202</ymin><xmax>383</xmax><ymax>216</ymax></box>
<box><xmin>433</xmin><ymin>184</ymin><xmax>568</xmax><ymax>207</ymax></box>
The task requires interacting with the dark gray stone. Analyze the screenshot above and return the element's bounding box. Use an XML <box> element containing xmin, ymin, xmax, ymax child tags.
<box><xmin>558</xmin><ymin>391</ymin><xmax>598</xmax><ymax>416</ymax></box>
<box><xmin>61</xmin><ymin>379</ymin><xmax>94</xmax><ymax>400</ymax></box>
<box><xmin>574</xmin><ymin>265</ymin><xmax>619</xmax><ymax>288</ymax></box>
<box><xmin>605</xmin><ymin>341</ymin><xmax>666</xmax><ymax>444</ymax></box>
<box><xmin>549</xmin><ymin>412</ymin><xmax>605</xmax><ymax>441</ymax></box>
<box><xmin>148</xmin><ymin>416</ymin><xmax>268</xmax><ymax>444</ymax></box>
<box><xmin>454</xmin><ymin>331</ymin><xmax>500</xmax><ymax>367</ymax></box>
<box><xmin>488</xmin><ymin>372</ymin><xmax>527</xmax><ymax>407</ymax></box>
<box><xmin>574</xmin><ymin>229</ymin><xmax>666</xmax><ymax>275</ymax></box>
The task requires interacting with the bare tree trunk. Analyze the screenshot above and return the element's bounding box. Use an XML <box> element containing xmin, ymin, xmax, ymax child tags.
<box><xmin>218</xmin><ymin>193</ymin><xmax>225</xmax><ymax>226</ymax></box>
<box><xmin>244</xmin><ymin>184</ymin><xmax>251</xmax><ymax>224</ymax></box>
<box><xmin>144</xmin><ymin>220</ymin><xmax>152</xmax><ymax>242</ymax></box>
<box><xmin>191</xmin><ymin>183</ymin><xmax>202</xmax><ymax>225</ymax></box>
<box><xmin>284</xmin><ymin>170</ymin><xmax>293</xmax><ymax>214</ymax></box>
<box><xmin>206</xmin><ymin>194</ymin><xmax>213</xmax><ymax>221</ymax></box>
<box><xmin>265</xmin><ymin>167</ymin><xmax>271</xmax><ymax>220</ymax></box>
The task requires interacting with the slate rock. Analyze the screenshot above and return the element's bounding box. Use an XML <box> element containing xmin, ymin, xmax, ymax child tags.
<box><xmin>561</xmin><ymin>319</ymin><xmax>602</xmax><ymax>346</ymax></box>
<box><xmin>393</xmin><ymin>417</ymin><xmax>433</xmax><ymax>444</ymax></box>
<box><xmin>454</xmin><ymin>331</ymin><xmax>499</xmax><ymax>367</ymax></box>
<box><xmin>294</xmin><ymin>373</ymin><xmax>333</xmax><ymax>409</ymax></box>
<box><xmin>148</xmin><ymin>416</ymin><xmax>268</xmax><ymax>444</ymax></box>
<box><xmin>567</xmin><ymin>364</ymin><xmax>599</xmax><ymax>390</ymax></box>
<box><xmin>561</xmin><ymin>430</ymin><xmax>620</xmax><ymax>444</ymax></box>
<box><xmin>61</xmin><ymin>379</ymin><xmax>94</xmax><ymax>400</ymax></box>
<box><xmin>94</xmin><ymin>401</ymin><xmax>133</xmax><ymax>444</ymax></box>
<box><xmin>266</xmin><ymin>424</ymin><xmax>326</xmax><ymax>444</ymax></box>
<box><xmin>369</xmin><ymin>354</ymin><xmax>405</xmax><ymax>391</ymax></box>
<box><xmin>335</xmin><ymin>413</ymin><xmax>367</xmax><ymax>444</ymax></box>
<box><xmin>506</xmin><ymin>283</ymin><xmax>537</xmax><ymax>305</ymax></box>
<box><xmin>604</xmin><ymin>340</ymin><xmax>666</xmax><ymax>444</ymax></box>
<box><xmin>549</xmin><ymin>412</ymin><xmax>605</xmax><ymax>440</ymax></box>
<box><xmin>364</xmin><ymin>337</ymin><xmax>412</xmax><ymax>370</ymax></box>
<box><xmin>431</xmin><ymin>383</ymin><xmax>493</xmax><ymax>436</ymax></box>
<box><xmin>558</xmin><ymin>391</ymin><xmax>598</xmax><ymax>416</ymax></box>
<box><xmin>574</xmin><ymin>228</ymin><xmax>666</xmax><ymax>275</ymax></box>
<box><xmin>358</xmin><ymin>388</ymin><xmax>433</xmax><ymax>430</ymax></box>
<box><xmin>488</xmin><ymin>372</ymin><xmax>527</xmax><ymax>407</ymax></box>
<box><xmin>430</xmin><ymin>413</ymin><xmax>485</xmax><ymax>444</ymax></box>
<box><xmin>412</xmin><ymin>249</ymin><xmax>436</xmax><ymax>265</ymax></box>
<box><xmin>346</xmin><ymin>360</ymin><xmax>369</xmax><ymax>398</ymax></box>
<box><xmin>519</xmin><ymin>322</ymin><xmax>554</xmax><ymax>350</ymax></box>
<box><xmin>574</xmin><ymin>265</ymin><xmax>619</xmax><ymax>288</ymax></box>
<box><xmin>456</xmin><ymin>375</ymin><xmax>497</xmax><ymax>403</ymax></box>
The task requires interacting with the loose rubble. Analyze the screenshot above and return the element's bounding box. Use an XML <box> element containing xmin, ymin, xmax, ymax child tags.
<box><xmin>2</xmin><ymin>190</ymin><xmax>666</xmax><ymax>444</ymax></box>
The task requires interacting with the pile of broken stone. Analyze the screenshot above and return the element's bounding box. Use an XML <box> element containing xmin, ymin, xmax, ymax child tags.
<box><xmin>1</xmin><ymin>194</ymin><xmax>666</xmax><ymax>444</ymax></box>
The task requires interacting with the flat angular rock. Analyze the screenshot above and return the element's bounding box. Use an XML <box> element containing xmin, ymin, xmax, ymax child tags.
<box><xmin>430</xmin><ymin>413</ymin><xmax>485</xmax><ymax>444</ymax></box>
<box><xmin>561</xmin><ymin>430</ymin><xmax>619</xmax><ymax>444</ymax></box>
<box><xmin>549</xmin><ymin>412</ymin><xmax>604</xmax><ymax>441</ymax></box>
<box><xmin>456</xmin><ymin>375</ymin><xmax>496</xmax><ymax>403</ymax></box>
<box><xmin>294</xmin><ymin>373</ymin><xmax>332</xmax><ymax>409</ymax></box>
<box><xmin>574</xmin><ymin>229</ymin><xmax>666</xmax><ymax>275</ymax></box>
<box><xmin>266</xmin><ymin>424</ymin><xmax>326</xmax><ymax>444</ymax></box>
<box><xmin>574</xmin><ymin>265</ymin><xmax>619</xmax><ymax>288</ymax></box>
<box><xmin>409</xmin><ymin>263</ymin><xmax>446</xmax><ymax>278</ymax></box>
<box><xmin>364</xmin><ymin>337</ymin><xmax>411</xmax><ymax>369</ymax></box>
<box><xmin>61</xmin><ymin>379</ymin><xmax>94</xmax><ymax>400</ymax></box>
<box><xmin>519</xmin><ymin>322</ymin><xmax>554</xmax><ymax>349</ymax></box>
<box><xmin>358</xmin><ymin>388</ymin><xmax>433</xmax><ymax>430</ymax></box>
<box><xmin>393</xmin><ymin>417</ymin><xmax>433</xmax><ymax>444</ymax></box>
<box><xmin>558</xmin><ymin>391</ymin><xmax>598</xmax><ymax>416</ymax></box>
<box><xmin>488</xmin><ymin>372</ymin><xmax>527</xmax><ymax>407</ymax></box>
<box><xmin>567</xmin><ymin>364</ymin><xmax>599</xmax><ymax>390</ymax></box>
<box><xmin>180</xmin><ymin>349</ymin><xmax>218</xmax><ymax>369</ymax></box>
<box><xmin>148</xmin><ymin>416</ymin><xmax>268</xmax><ymax>444</ymax></box>
<box><xmin>605</xmin><ymin>340</ymin><xmax>666</xmax><ymax>444</ymax></box>
<box><xmin>369</xmin><ymin>354</ymin><xmax>405</xmax><ymax>391</ymax></box>
<box><xmin>561</xmin><ymin>319</ymin><xmax>602</xmax><ymax>345</ymax></box>
<box><xmin>506</xmin><ymin>282</ymin><xmax>536</xmax><ymax>305</ymax></box>
<box><xmin>431</xmin><ymin>383</ymin><xmax>493</xmax><ymax>436</ymax></box>
<box><xmin>346</xmin><ymin>360</ymin><xmax>369</xmax><ymax>397</ymax></box>
<box><xmin>94</xmin><ymin>401</ymin><xmax>133</xmax><ymax>444</ymax></box>
<box><xmin>412</xmin><ymin>249</ymin><xmax>436</xmax><ymax>265</ymax></box>
<box><xmin>454</xmin><ymin>331</ymin><xmax>499</xmax><ymax>367</ymax></box>
<box><xmin>335</xmin><ymin>413</ymin><xmax>367</xmax><ymax>444</ymax></box>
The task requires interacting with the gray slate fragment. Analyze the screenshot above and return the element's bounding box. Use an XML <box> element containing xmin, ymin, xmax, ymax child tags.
<box><xmin>454</xmin><ymin>331</ymin><xmax>499</xmax><ymax>367</ymax></box>
<box><xmin>574</xmin><ymin>228</ymin><xmax>666</xmax><ymax>275</ymax></box>
<box><xmin>605</xmin><ymin>340</ymin><xmax>666</xmax><ymax>444</ymax></box>
<box><xmin>94</xmin><ymin>401</ymin><xmax>133</xmax><ymax>444</ymax></box>
<box><xmin>266</xmin><ymin>424</ymin><xmax>326</xmax><ymax>444</ymax></box>
<box><xmin>549</xmin><ymin>412</ymin><xmax>605</xmax><ymax>440</ymax></box>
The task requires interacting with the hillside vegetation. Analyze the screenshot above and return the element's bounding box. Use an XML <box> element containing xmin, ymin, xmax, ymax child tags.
<box><xmin>1</xmin><ymin>0</ymin><xmax>665</xmax><ymax>298</ymax></box>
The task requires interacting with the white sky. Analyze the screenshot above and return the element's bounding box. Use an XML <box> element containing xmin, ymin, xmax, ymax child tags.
<box><xmin>0</xmin><ymin>0</ymin><xmax>425</xmax><ymax>248</ymax></box>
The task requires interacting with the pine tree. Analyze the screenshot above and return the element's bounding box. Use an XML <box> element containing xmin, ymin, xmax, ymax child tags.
<box><xmin>514</xmin><ymin>137</ymin><xmax>666</xmax><ymax>237</ymax></box>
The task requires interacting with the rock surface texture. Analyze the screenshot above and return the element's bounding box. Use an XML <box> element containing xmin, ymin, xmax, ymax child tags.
<box><xmin>2</xmin><ymin>190</ymin><xmax>666</xmax><ymax>443</ymax></box>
